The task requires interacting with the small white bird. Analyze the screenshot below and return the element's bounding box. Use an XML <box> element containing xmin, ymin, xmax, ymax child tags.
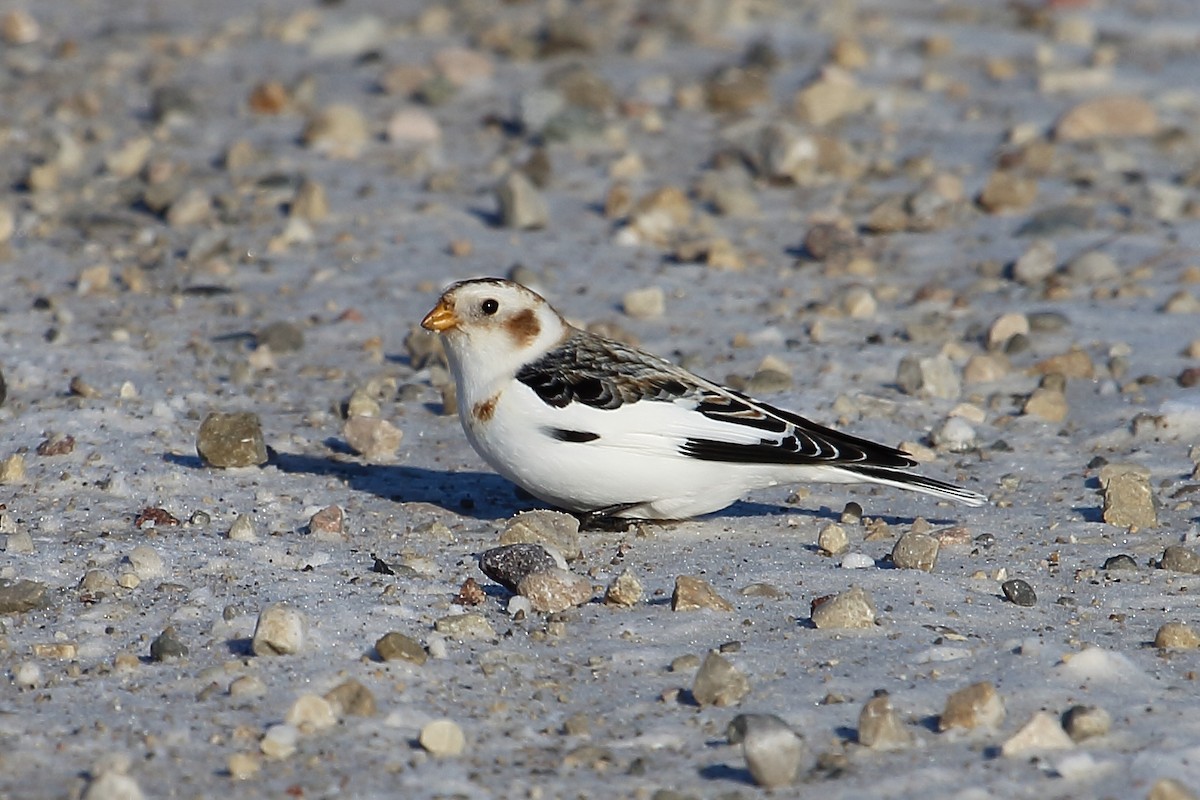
<box><xmin>422</xmin><ymin>278</ymin><xmax>987</xmax><ymax>520</ymax></box>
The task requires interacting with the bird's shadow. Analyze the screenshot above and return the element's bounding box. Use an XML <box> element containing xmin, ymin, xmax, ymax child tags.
<box><xmin>164</xmin><ymin>451</ymin><xmax>965</xmax><ymax>526</ymax></box>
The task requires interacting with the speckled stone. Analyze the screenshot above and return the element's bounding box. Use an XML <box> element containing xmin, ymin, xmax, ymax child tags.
<box><xmin>810</xmin><ymin>586</ymin><xmax>876</xmax><ymax>629</ymax></box>
<box><xmin>517</xmin><ymin>568</ymin><xmax>593</xmax><ymax>613</ymax></box>
<box><xmin>480</xmin><ymin>543</ymin><xmax>562</xmax><ymax>592</ymax></box>
<box><xmin>672</xmin><ymin>575</ymin><xmax>734</xmax><ymax>612</ymax></box>
<box><xmin>1154</xmin><ymin>622</ymin><xmax>1200</xmax><ymax>649</ymax></box>
<box><xmin>691</xmin><ymin>650</ymin><xmax>750</xmax><ymax>707</ymax></box>
<box><xmin>196</xmin><ymin>412</ymin><xmax>268</xmax><ymax>468</ymax></box>
<box><xmin>499</xmin><ymin>510</ymin><xmax>581</xmax><ymax>561</ymax></box>
<box><xmin>892</xmin><ymin>532</ymin><xmax>939</xmax><ymax>572</ymax></box>
<box><xmin>0</xmin><ymin>578</ymin><xmax>48</xmax><ymax>614</ymax></box>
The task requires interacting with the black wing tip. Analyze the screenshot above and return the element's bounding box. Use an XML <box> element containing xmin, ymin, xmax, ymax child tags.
<box><xmin>844</xmin><ymin>465</ymin><xmax>989</xmax><ymax>506</ymax></box>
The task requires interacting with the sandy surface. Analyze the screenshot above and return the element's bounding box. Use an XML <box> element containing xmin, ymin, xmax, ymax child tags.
<box><xmin>2</xmin><ymin>0</ymin><xmax>1200</xmax><ymax>797</ymax></box>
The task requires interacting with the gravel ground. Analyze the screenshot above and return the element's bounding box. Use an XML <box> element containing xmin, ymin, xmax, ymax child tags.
<box><xmin>2</xmin><ymin>1</ymin><xmax>1200</xmax><ymax>798</ymax></box>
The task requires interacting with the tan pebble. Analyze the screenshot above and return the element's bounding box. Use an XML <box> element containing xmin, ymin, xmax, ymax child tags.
<box><xmin>251</xmin><ymin>604</ymin><xmax>307</xmax><ymax>656</ymax></box>
<box><xmin>891</xmin><ymin>532</ymin><xmax>939</xmax><ymax>572</ymax></box>
<box><xmin>517</xmin><ymin>568</ymin><xmax>592</xmax><ymax>614</ymax></box>
<box><xmin>386</xmin><ymin>108</ymin><xmax>442</xmax><ymax>144</ymax></box>
<box><xmin>987</xmin><ymin>312</ymin><xmax>1029</xmax><ymax>349</ymax></box>
<box><xmin>605</xmin><ymin>569</ymin><xmax>643</xmax><ymax>607</ymax></box>
<box><xmin>1154</xmin><ymin>622</ymin><xmax>1200</xmax><ymax>649</ymax></box>
<box><xmin>227</xmin><ymin>752</ymin><xmax>261</xmax><ymax>780</ymax></box>
<box><xmin>622</xmin><ymin>286</ymin><xmax>665</xmax><ymax>319</ymax></box>
<box><xmin>434</xmin><ymin>612</ymin><xmax>495</xmax><ymax>639</ymax></box>
<box><xmin>792</xmin><ymin>68</ymin><xmax>870</xmax><ymax>127</ymax></box>
<box><xmin>985</xmin><ymin>57</ymin><xmax>1017</xmax><ymax>81</ymax></box>
<box><xmin>831</xmin><ymin>36</ymin><xmax>868</xmax><ymax>70</ymax></box>
<box><xmin>692</xmin><ymin>650</ymin><xmax>750</xmax><ymax>707</ymax></box>
<box><xmin>284</xmin><ymin>693</ymin><xmax>337</xmax><ymax>733</ymax></box>
<box><xmin>1001</xmin><ymin>711</ymin><xmax>1074</xmax><ymax>756</ymax></box>
<box><xmin>841</xmin><ymin>286</ymin><xmax>877</xmax><ymax>319</ymax></box>
<box><xmin>810</xmin><ymin>586</ymin><xmax>875</xmax><ymax>629</ymax></box>
<box><xmin>432</xmin><ymin>46</ymin><xmax>493</xmax><ymax>87</ymax></box>
<box><xmin>1163</xmin><ymin>290</ymin><xmax>1200</xmax><ymax>314</ymax></box>
<box><xmin>817</xmin><ymin>523</ymin><xmax>849</xmax><ymax>556</ymax></box>
<box><xmin>260</xmin><ymin>724</ymin><xmax>298</xmax><ymax>760</ymax></box>
<box><xmin>1102</xmin><ymin>471</ymin><xmax>1157</xmax><ymax>529</ymax></box>
<box><xmin>1148</xmin><ymin>778</ymin><xmax>1198</xmax><ymax>800</ymax></box>
<box><xmin>342</xmin><ymin>415</ymin><xmax>403</xmax><ymax>461</ymax></box>
<box><xmin>290</xmin><ymin>179</ymin><xmax>328</xmax><ymax>222</ymax></box>
<box><xmin>1055</xmin><ymin>95</ymin><xmax>1158</xmax><ymax>141</ymax></box>
<box><xmin>1062</xmin><ymin>705</ymin><xmax>1111</xmax><ymax>742</ymax></box>
<box><xmin>1023</xmin><ymin>388</ymin><xmax>1068</xmax><ymax>422</ymax></box>
<box><xmin>248</xmin><ymin>81</ymin><xmax>290</xmax><ymax>114</ymax></box>
<box><xmin>978</xmin><ymin>171</ymin><xmax>1038</xmax><ymax>213</ymax></box>
<box><xmin>33</xmin><ymin>642</ymin><xmax>78</xmax><ymax>659</ymax></box>
<box><xmin>325</xmin><ymin>678</ymin><xmax>378</xmax><ymax>717</ymax></box>
<box><xmin>964</xmin><ymin>353</ymin><xmax>1010</xmax><ymax>384</ymax></box>
<box><xmin>302</xmin><ymin>104</ymin><xmax>369</xmax><ymax>159</ymax></box>
<box><xmin>104</xmin><ymin>137</ymin><xmax>154</xmax><ymax>178</ymax></box>
<box><xmin>1</xmin><ymin>10</ymin><xmax>39</xmax><ymax>45</ymax></box>
<box><xmin>672</xmin><ymin>575</ymin><xmax>733</xmax><ymax>612</ymax></box>
<box><xmin>858</xmin><ymin>693</ymin><xmax>914</xmax><ymax>749</ymax></box>
<box><xmin>939</xmin><ymin>681</ymin><xmax>1005</xmax><ymax>731</ymax></box>
<box><xmin>307</xmin><ymin>505</ymin><xmax>345</xmax><ymax>540</ymax></box>
<box><xmin>420</xmin><ymin>719</ymin><xmax>466</xmax><ymax>756</ymax></box>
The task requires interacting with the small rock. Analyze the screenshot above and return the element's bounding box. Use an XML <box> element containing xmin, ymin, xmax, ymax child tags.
<box><xmin>858</xmin><ymin>692</ymin><xmax>914</xmax><ymax>749</ymax></box>
<box><xmin>499</xmin><ymin>510</ymin><xmax>581</xmax><ymax>561</ymax></box>
<box><xmin>988</xmin><ymin>313</ymin><xmax>1030</xmax><ymax>349</ymax></box>
<box><xmin>1066</xmin><ymin>251</ymin><xmax>1119</xmax><ymax>283</ymax></box>
<box><xmin>228</xmin><ymin>675</ymin><xmax>266</xmax><ymax>699</ymax></box>
<box><xmin>166</xmin><ymin>188</ymin><xmax>211</xmax><ymax>227</ymax></box>
<box><xmin>705</xmin><ymin>65</ymin><xmax>770</xmax><ymax>113</ymax></box>
<box><xmin>1101</xmin><ymin>468</ymin><xmax>1157</xmax><ymax>529</ymax></box>
<box><xmin>625</xmin><ymin>186</ymin><xmax>691</xmax><ymax>246</ymax></box>
<box><xmin>939</xmin><ymin>681</ymin><xmax>1005</xmax><ymax>731</ymax></box>
<box><xmin>1034</xmin><ymin>348</ymin><xmax>1094</xmax><ymax>379</ymax></box>
<box><xmin>810</xmin><ymin>586</ymin><xmax>876</xmax><ymax>629</ymax></box>
<box><xmin>12</xmin><ymin>661</ymin><xmax>42</xmax><ymax>689</ymax></box>
<box><xmin>256</xmin><ymin>321</ymin><xmax>305</xmax><ymax>353</ymax></box>
<box><xmin>1012</xmin><ymin>240</ymin><xmax>1058</xmax><ymax>285</ymax></box>
<box><xmin>104</xmin><ymin>136</ymin><xmax>153</xmax><ymax>179</ymax></box>
<box><xmin>302</xmin><ymin>104</ymin><xmax>369</xmax><ymax>159</ymax></box>
<box><xmin>307</xmin><ymin>505</ymin><xmax>345</xmax><ymax>540</ymax></box>
<box><xmin>672</xmin><ymin>575</ymin><xmax>734</xmax><ymax>612</ymax></box>
<box><xmin>892</xmin><ymin>532</ymin><xmax>939</xmax><ymax>571</ymax></box>
<box><xmin>1062</xmin><ymin>705</ymin><xmax>1111</xmax><ymax>742</ymax></box>
<box><xmin>622</xmin><ymin>286</ymin><xmax>666</xmax><ymax>319</ymax></box>
<box><xmin>1163</xmin><ymin>290</ymin><xmax>1200</xmax><ymax>314</ymax></box>
<box><xmin>480</xmin><ymin>543</ymin><xmax>562</xmax><ymax>592</ymax></box>
<box><xmin>260</xmin><ymin>724</ymin><xmax>299</xmax><ymax>760</ymax></box>
<box><xmin>0</xmin><ymin>578</ymin><xmax>48</xmax><ymax>614</ymax></box>
<box><xmin>1102</xmin><ymin>554</ymin><xmax>1138</xmax><ymax>571</ymax></box>
<box><xmin>495</xmin><ymin>171</ymin><xmax>548</xmax><ymax>229</ymax></box>
<box><xmin>251</xmin><ymin>604</ymin><xmax>307</xmax><ymax>656</ymax></box>
<box><xmin>196</xmin><ymin>412</ymin><xmax>268</xmax><ymax>468</ymax></box>
<box><xmin>325</xmin><ymin>679</ymin><xmax>377</xmax><ymax>717</ymax></box>
<box><xmin>1055</xmin><ymin>95</ymin><xmax>1158</xmax><ymax>141</ymax></box>
<box><xmin>1154</xmin><ymin>622</ymin><xmax>1200</xmax><ymax>650</ymax></box>
<box><xmin>896</xmin><ymin>354</ymin><xmax>961</xmax><ymax>400</ymax></box>
<box><xmin>517</xmin><ymin>567</ymin><xmax>593</xmax><ymax>613</ymax></box>
<box><xmin>375</xmin><ymin>631</ymin><xmax>427</xmax><ymax>664</ymax></box>
<box><xmin>841</xmin><ymin>286</ymin><xmax>877</xmax><ymax>319</ymax></box>
<box><xmin>964</xmin><ymin>353</ymin><xmax>1010</xmax><ymax>384</ymax></box>
<box><xmin>433</xmin><ymin>46</ymin><xmax>493</xmax><ymax>88</ymax></box>
<box><xmin>818</xmin><ymin>523</ymin><xmax>849</xmax><ymax>556</ymax></box>
<box><xmin>793</xmin><ymin>67</ymin><xmax>871</xmax><ymax>126</ymax></box>
<box><xmin>1161</xmin><ymin>546</ymin><xmax>1200</xmax><ymax>575</ymax></box>
<box><xmin>2</xmin><ymin>453</ymin><xmax>28</xmax><ymax>483</ymax></box>
<box><xmin>227</xmin><ymin>752</ymin><xmax>260</xmax><ymax>781</ymax></box>
<box><xmin>82</xmin><ymin>761</ymin><xmax>144</xmax><ymax>800</ymax></box>
<box><xmin>932</xmin><ymin>417</ymin><xmax>975</xmax><ymax>452</ymax></box>
<box><xmin>1</xmin><ymin>9</ymin><xmax>40</xmax><ymax>44</ymax></box>
<box><xmin>605</xmin><ymin>569</ymin><xmax>643</xmax><ymax>607</ymax></box>
<box><xmin>1001</xmin><ymin>711</ymin><xmax>1075</xmax><ymax>756</ymax></box>
<box><xmin>149</xmin><ymin>627</ymin><xmax>188</xmax><ymax>661</ymax></box>
<box><xmin>691</xmin><ymin>650</ymin><xmax>750</xmax><ymax>707</ymax></box>
<box><xmin>285</xmin><ymin>694</ymin><xmax>337</xmax><ymax>733</ymax></box>
<box><xmin>1148</xmin><ymin>779</ymin><xmax>1199</xmax><ymax>800</ymax></box>
<box><xmin>1002</xmin><ymin>578</ymin><xmax>1037</xmax><ymax>606</ymax></box>
<box><xmin>434</xmin><ymin>612</ymin><xmax>495</xmax><ymax>639</ymax></box>
<box><xmin>227</xmin><ymin>515</ymin><xmax>256</xmax><ymax>541</ymax></box>
<box><xmin>740</xmin><ymin>716</ymin><xmax>806</xmax><ymax>789</ymax></box>
<box><xmin>386</xmin><ymin>108</ymin><xmax>442</xmax><ymax>145</ymax></box>
<box><xmin>420</xmin><ymin>719</ymin><xmax>466</xmax><ymax>757</ymax></box>
<box><xmin>343</xmin><ymin>415</ymin><xmax>403</xmax><ymax>461</ymax></box>
<box><xmin>978</xmin><ymin>171</ymin><xmax>1038</xmax><ymax>213</ymax></box>
<box><xmin>289</xmin><ymin>179</ymin><xmax>328</xmax><ymax>222</ymax></box>
<box><xmin>1023</xmin><ymin>388</ymin><xmax>1069</xmax><ymax>423</ymax></box>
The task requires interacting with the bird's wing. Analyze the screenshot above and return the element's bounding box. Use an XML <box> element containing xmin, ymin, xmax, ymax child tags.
<box><xmin>515</xmin><ymin>330</ymin><xmax>917</xmax><ymax>469</ymax></box>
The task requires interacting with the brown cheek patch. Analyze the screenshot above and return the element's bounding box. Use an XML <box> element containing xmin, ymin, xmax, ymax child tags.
<box><xmin>472</xmin><ymin>392</ymin><xmax>500</xmax><ymax>423</ymax></box>
<box><xmin>504</xmin><ymin>308</ymin><xmax>541</xmax><ymax>348</ymax></box>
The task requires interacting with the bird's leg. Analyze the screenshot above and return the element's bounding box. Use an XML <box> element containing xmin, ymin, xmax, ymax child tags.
<box><xmin>575</xmin><ymin>503</ymin><xmax>645</xmax><ymax>532</ymax></box>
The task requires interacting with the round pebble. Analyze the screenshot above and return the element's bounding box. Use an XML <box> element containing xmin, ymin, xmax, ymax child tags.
<box><xmin>420</xmin><ymin>719</ymin><xmax>466</xmax><ymax>757</ymax></box>
<box><xmin>1002</xmin><ymin>579</ymin><xmax>1037</xmax><ymax>606</ymax></box>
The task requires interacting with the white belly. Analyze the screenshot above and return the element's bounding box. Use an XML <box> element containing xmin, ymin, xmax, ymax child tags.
<box><xmin>457</xmin><ymin>383</ymin><xmax>776</xmax><ymax>518</ymax></box>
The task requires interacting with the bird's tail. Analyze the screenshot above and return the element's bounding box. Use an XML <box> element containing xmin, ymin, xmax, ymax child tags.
<box><xmin>837</xmin><ymin>465</ymin><xmax>989</xmax><ymax>507</ymax></box>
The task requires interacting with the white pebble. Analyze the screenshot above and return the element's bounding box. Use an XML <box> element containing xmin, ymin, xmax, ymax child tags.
<box><xmin>507</xmin><ymin>595</ymin><xmax>533</xmax><ymax>616</ymax></box>
<box><xmin>933</xmin><ymin>417</ymin><xmax>976</xmax><ymax>451</ymax></box>
<box><xmin>840</xmin><ymin>553</ymin><xmax>875</xmax><ymax>569</ymax></box>
<box><xmin>260</xmin><ymin>723</ymin><xmax>299</xmax><ymax>760</ymax></box>
<box><xmin>126</xmin><ymin>545</ymin><xmax>164</xmax><ymax>579</ymax></box>
<box><xmin>419</xmin><ymin>719</ymin><xmax>466</xmax><ymax>757</ymax></box>
<box><xmin>251</xmin><ymin>604</ymin><xmax>307</xmax><ymax>656</ymax></box>
<box><xmin>622</xmin><ymin>286</ymin><xmax>666</xmax><ymax>319</ymax></box>
<box><xmin>13</xmin><ymin>661</ymin><xmax>42</xmax><ymax>688</ymax></box>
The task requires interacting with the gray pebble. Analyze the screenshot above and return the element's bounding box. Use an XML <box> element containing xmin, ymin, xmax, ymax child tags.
<box><xmin>495</xmin><ymin>171</ymin><xmax>548</xmax><ymax>229</ymax></box>
<box><xmin>1026</xmin><ymin>311</ymin><xmax>1070</xmax><ymax>332</ymax></box>
<box><xmin>896</xmin><ymin>354</ymin><xmax>960</xmax><ymax>400</ymax></box>
<box><xmin>811</xmin><ymin>586</ymin><xmax>876</xmax><ymax>629</ymax></box>
<box><xmin>892</xmin><ymin>532</ymin><xmax>940</xmax><ymax>572</ymax></box>
<box><xmin>499</xmin><ymin>510</ymin><xmax>581</xmax><ymax>561</ymax></box>
<box><xmin>251</xmin><ymin>603</ymin><xmax>307</xmax><ymax>656</ymax></box>
<box><xmin>1102</xmin><ymin>554</ymin><xmax>1138</xmax><ymax>571</ymax></box>
<box><xmin>149</xmin><ymin>627</ymin><xmax>189</xmax><ymax>661</ymax></box>
<box><xmin>255</xmin><ymin>321</ymin><xmax>304</xmax><ymax>353</ymax></box>
<box><xmin>480</xmin><ymin>543</ymin><xmax>561</xmax><ymax>592</ymax></box>
<box><xmin>1011</xmin><ymin>240</ymin><xmax>1057</xmax><ymax>285</ymax></box>
<box><xmin>858</xmin><ymin>691</ymin><xmax>914</xmax><ymax>749</ymax></box>
<box><xmin>738</xmin><ymin>714</ymin><xmax>807</xmax><ymax>789</ymax></box>
<box><xmin>0</xmin><ymin>578</ymin><xmax>48</xmax><ymax>613</ymax></box>
<box><xmin>691</xmin><ymin>650</ymin><xmax>750</xmax><ymax>707</ymax></box>
<box><xmin>1001</xmin><ymin>578</ymin><xmax>1037</xmax><ymax>606</ymax></box>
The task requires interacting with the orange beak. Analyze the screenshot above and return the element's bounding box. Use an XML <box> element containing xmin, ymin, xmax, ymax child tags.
<box><xmin>421</xmin><ymin>299</ymin><xmax>459</xmax><ymax>332</ymax></box>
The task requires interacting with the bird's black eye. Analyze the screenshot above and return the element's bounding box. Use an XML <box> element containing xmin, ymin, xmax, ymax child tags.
<box><xmin>480</xmin><ymin>298</ymin><xmax>499</xmax><ymax>315</ymax></box>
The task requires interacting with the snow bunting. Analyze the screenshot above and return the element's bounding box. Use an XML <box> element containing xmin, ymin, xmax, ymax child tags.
<box><xmin>422</xmin><ymin>278</ymin><xmax>988</xmax><ymax>519</ymax></box>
